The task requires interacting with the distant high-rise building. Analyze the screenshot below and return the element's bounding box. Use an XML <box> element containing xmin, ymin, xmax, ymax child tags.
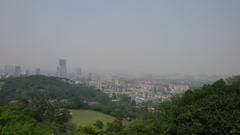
<box><xmin>4</xmin><ymin>65</ymin><xmax>24</xmax><ymax>77</ymax></box>
<box><xmin>57</xmin><ymin>59</ymin><xmax>67</xmax><ymax>78</ymax></box>
<box><xmin>76</xmin><ymin>68</ymin><xmax>82</xmax><ymax>77</ymax></box>
<box><xmin>25</xmin><ymin>69</ymin><xmax>30</xmax><ymax>76</ymax></box>
<box><xmin>14</xmin><ymin>66</ymin><xmax>21</xmax><ymax>77</ymax></box>
<box><xmin>4</xmin><ymin>65</ymin><xmax>15</xmax><ymax>76</ymax></box>
<box><xmin>88</xmin><ymin>72</ymin><xmax>92</xmax><ymax>81</ymax></box>
<box><xmin>35</xmin><ymin>68</ymin><xmax>40</xmax><ymax>75</ymax></box>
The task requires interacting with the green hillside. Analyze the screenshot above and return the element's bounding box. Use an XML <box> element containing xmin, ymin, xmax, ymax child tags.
<box><xmin>70</xmin><ymin>109</ymin><xmax>115</xmax><ymax>127</ymax></box>
<box><xmin>0</xmin><ymin>75</ymin><xmax>110</xmax><ymax>104</ymax></box>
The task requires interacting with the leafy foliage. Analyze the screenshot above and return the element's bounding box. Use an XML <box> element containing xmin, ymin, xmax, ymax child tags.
<box><xmin>94</xmin><ymin>120</ymin><xmax>104</xmax><ymax>129</ymax></box>
<box><xmin>167</xmin><ymin>79</ymin><xmax>240</xmax><ymax>135</ymax></box>
<box><xmin>77</xmin><ymin>125</ymin><xmax>103</xmax><ymax>135</ymax></box>
<box><xmin>0</xmin><ymin>102</ymin><xmax>57</xmax><ymax>135</ymax></box>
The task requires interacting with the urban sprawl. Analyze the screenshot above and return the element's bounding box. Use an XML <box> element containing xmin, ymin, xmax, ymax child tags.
<box><xmin>0</xmin><ymin>59</ymin><xmax>218</xmax><ymax>103</ymax></box>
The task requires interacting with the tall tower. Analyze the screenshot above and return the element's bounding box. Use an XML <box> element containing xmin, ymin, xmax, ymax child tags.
<box><xmin>76</xmin><ymin>68</ymin><xmax>82</xmax><ymax>79</ymax></box>
<box><xmin>14</xmin><ymin>66</ymin><xmax>21</xmax><ymax>77</ymax></box>
<box><xmin>57</xmin><ymin>59</ymin><xmax>67</xmax><ymax>78</ymax></box>
<box><xmin>35</xmin><ymin>68</ymin><xmax>41</xmax><ymax>75</ymax></box>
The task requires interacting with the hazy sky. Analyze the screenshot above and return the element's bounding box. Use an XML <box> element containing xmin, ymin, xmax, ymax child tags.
<box><xmin>0</xmin><ymin>0</ymin><xmax>240</xmax><ymax>75</ymax></box>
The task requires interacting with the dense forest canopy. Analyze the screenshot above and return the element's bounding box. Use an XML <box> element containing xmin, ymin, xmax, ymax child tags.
<box><xmin>0</xmin><ymin>75</ymin><xmax>110</xmax><ymax>105</ymax></box>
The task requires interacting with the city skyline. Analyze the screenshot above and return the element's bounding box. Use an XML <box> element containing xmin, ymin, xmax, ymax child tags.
<box><xmin>0</xmin><ymin>0</ymin><xmax>240</xmax><ymax>76</ymax></box>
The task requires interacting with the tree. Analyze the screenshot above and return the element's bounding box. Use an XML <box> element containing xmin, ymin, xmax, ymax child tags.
<box><xmin>106</xmin><ymin>119</ymin><xmax>123</xmax><ymax>133</ymax></box>
<box><xmin>94</xmin><ymin>120</ymin><xmax>104</xmax><ymax>129</ymax></box>
<box><xmin>0</xmin><ymin>102</ymin><xmax>56</xmax><ymax>135</ymax></box>
<box><xmin>77</xmin><ymin>125</ymin><xmax>103</xmax><ymax>135</ymax></box>
<box><xmin>124</xmin><ymin>119</ymin><xmax>150</xmax><ymax>135</ymax></box>
<box><xmin>167</xmin><ymin>78</ymin><xmax>240</xmax><ymax>135</ymax></box>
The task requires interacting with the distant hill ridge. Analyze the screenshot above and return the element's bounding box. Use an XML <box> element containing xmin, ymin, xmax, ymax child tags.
<box><xmin>0</xmin><ymin>75</ymin><xmax>110</xmax><ymax>105</ymax></box>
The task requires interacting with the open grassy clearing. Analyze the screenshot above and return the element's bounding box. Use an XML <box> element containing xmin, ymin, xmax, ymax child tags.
<box><xmin>70</xmin><ymin>109</ymin><xmax>115</xmax><ymax>127</ymax></box>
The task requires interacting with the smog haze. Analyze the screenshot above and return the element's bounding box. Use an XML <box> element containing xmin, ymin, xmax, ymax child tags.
<box><xmin>0</xmin><ymin>0</ymin><xmax>240</xmax><ymax>76</ymax></box>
